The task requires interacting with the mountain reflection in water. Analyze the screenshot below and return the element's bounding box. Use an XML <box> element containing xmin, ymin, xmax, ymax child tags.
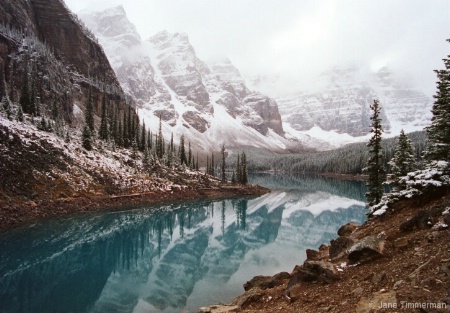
<box><xmin>0</xmin><ymin>173</ymin><xmax>367</xmax><ymax>313</ymax></box>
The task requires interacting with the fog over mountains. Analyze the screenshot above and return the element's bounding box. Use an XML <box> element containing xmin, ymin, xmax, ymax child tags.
<box><xmin>80</xmin><ymin>5</ymin><xmax>434</xmax><ymax>151</ymax></box>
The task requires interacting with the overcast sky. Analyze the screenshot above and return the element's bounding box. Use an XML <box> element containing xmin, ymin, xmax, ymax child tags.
<box><xmin>64</xmin><ymin>0</ymin><xmax>449</xmax><ymax>96</ymax></box>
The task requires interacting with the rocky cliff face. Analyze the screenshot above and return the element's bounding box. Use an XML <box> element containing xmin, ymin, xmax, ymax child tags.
<box><xmin>0</xmin><ymin>0</ymin><xmax>124</xmax><ymax>123</ymax></box>
<box><xmin>275</xmin><ymin>67</ymin><xmax>431</xmax><ymax>137</ymax></box>
<box><xmin>80</xmin><ymin>7</ymin><xmax>289</xmax><ymax>152</ymax></box>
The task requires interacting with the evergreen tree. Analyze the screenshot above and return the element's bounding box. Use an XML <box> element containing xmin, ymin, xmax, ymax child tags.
<box><xmin>65</xmin><ymin>129</ymin><xmax>71</xmax><ymax>143</ymax></box>
<box><xmin>170</xmin><ymin>133</ymin><xmax>174</xmax><ymax>154</ymax></box>
<box><xmin>85</xmin><ymin>86</ymin><xmax>94</xmax><ymax>132</ymax></box>
<box><xmin>221</xmin><ymin>145</ymin><xmax>226</xmax><ymax>181</ymax></box>
<box><xmin>196</xmin><ymin>153</ymin><xmax>199</xmax><ymax>171</ymax></box>
<box><xmin>2</xmin><ymin>96</ymin><xmax>12</xmax><ymax>120</ymax></box>
<box><xmin>37</xmin><ymin>116</ymin><xmax>46</xmax><ymax>131</ymax></box>
<box><xmin>98</xmin><ymin>92</ymin><xmax>108</xmax><ymax>140</ymax></box>
<box><xmin>117</xmin><ymin>119</ymin><xmax>124</xmax><ymax>147</ymax></box>
<box><xmin>147</xmin><ymin>130</ymin><xmax>152</xmax><ymax>150</ymax></box>
<box><xmin>0</xmin><ymin>61</ymin><xmax>6</xmax><ymax>100</ymax></box>
<box><xmin>188</xmin><ymin>142</ymin><xmax>192</xmax><ymax>168</ymax></box>
<box><xmin>211</xmin><ymin>153</ymin><xmax>215</xmax><ymax>176</ymax></box>
<box><xmin>143</xmin><ymin>148</ymin><xmax>150</xmax><ymax>168</ymax></box>
<box><xmin>82</xmin><ymin>124</ymin><xmax>93</xmax><ymax>150</ymax></box>
<box><xmin>156</xmin><ymin>117</ymin><xmax>164</xmax><ymax>159</ymax></box>
<box><xmin>236</xmin><ymin>154</ymin><xmax>241</xmax><ymax>183</ymax></box>
<box><xmin>231</xmin><ymin>171</ymin><xmax>236</xmax><ymax>184</ymax></box>
<box><xmin>19</xmin><ymin>58</ymin><xmax>31</xmax><ymax>114</ymax></box>
<box><xmin>140</xmin><ymin>121</ymin><xmax>146</xmax><ymax>151</ymax></box>
<box><xmin>123</xmin><ymin>108</ymin><xmax>129</xmax><ymax>147</ymax></box>
<box><xmin>241</xmin><ymin>152</ymin><xmax>248</xmax><ymax>184</ymax></box>
<box><xmin>423</xmin><ymin>50</ymin><xmax>450</xmax><ymax>165</ymax></box>
<box><xmin>16</xmin><ymin>103</ymin><xmax>24</xmax><ymax>122</ymax></box>
<box><xmin>29</xmin><ymin>62</ymin><xmax>38</xmax><ymax>116</ymax></box>
<box><xmin>51</xmin><ymin>97</ymin><xmax>59</xmax><ymax>121</ymax></box>
<box><xmin>365</xmin><ymin>99</ymin><xmax>386</xmax><ymax>206</ymax></box>
<box><xmin>179</xmin><ymin>134</ymin><xmax>187</xmax><ymax>165</ymax></box>
<box><xmin>206</xmin><ymin>156</ymin><xmax>209</xmax><ymax>175</ymax></box>
<box><xmin>388</xmin><ymin>129</ymin><xmax>417</xmax><ymax>190</ymax></box>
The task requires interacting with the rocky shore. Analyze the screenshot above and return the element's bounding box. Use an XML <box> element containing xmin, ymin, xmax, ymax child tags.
<box><xmin>199</xmin><ymin>191</ymin><xmax>450</xmax><ymax>313</ymax></box>
<box><xmin>0</xmin><ymin>184</ymin><xmax>269</xmax><ymax>232</ymax></box>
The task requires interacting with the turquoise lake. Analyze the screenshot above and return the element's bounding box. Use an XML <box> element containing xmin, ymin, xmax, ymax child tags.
<box><xmin>0</xmin><ymin>173</ymin><xmax>367</xmax><ymax>313</ymax></box>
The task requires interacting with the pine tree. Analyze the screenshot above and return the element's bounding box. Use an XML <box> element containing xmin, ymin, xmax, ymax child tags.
<box><xmin>188</xmin><ymin>142</ymin><xmax>192</xmax><ymax>168</ymax></box>
<box><xmin>37</xmin><ymin>116</ymin><xmax>46</xmax><ymax>131</ymax></box>
<box><xmin>117</xmin><ymin>119</ymin><xmax>124</xmax><ymax>147</ymax></box>
<box><xmin>147</xmin><ymin>130</ymin><xmax>152</xmax><ymax>150</ymax></box>
<box><xmin>85</xmin><ymin>86</ymin><xmax>94</xmax><ymax>132</ymax></box>
<box><xmin>211</xmin><ymin>153</ymin><xmax>215</xmax><ymax>176</ymax></box>
<box><xmin>156</xmin><ymin>117</ymin><xmax>164</xmax><ymax>159</ymax></box>
<box><xmin>241</xmin><ymin>152</ymin><xmax>248</xmax><ymax>184</ymax></box>
<box><xmin>2</xmin><ymin>96</ymin><xmax>12</xmax><ymax>120</ymax></box>
<box><xmin>19</xmin><ymin>59</ymin><xmax>32</xmax><ymax>114</ymax></box>
<box><xmin>0</xmin><ymin>61</ymin><xmax>6</xmax><ymax>100</ymax></box>
<box><xmin>236</xmin><ymin>154</ymin><xmax>241</xmax><ymax>183</ymax></box>
<box><xmin>179</xmin><ymin>134</ymin><xmax>187</xmax><ymax>165</ymax></box>
<box><xmin>140</xmin><ymin>121</ymin><xmax>146</xmax><ymax>151</ymax></box>
<box><xmin>98</xmin><ymin>92</ymin><xmax>108</xmax><ymax>140</ymax></box>
<box><xmin>221</xmin><ymin>144</ymin><xmax>226</xmax><ymax>181</ymax></box>
<box><xmin>51</xmin><ymin>97</ymin><xmax>59</xmax><ymax>121</ymax></box>
<box><xmin>82</xmin><ymin>124</ymin><xmax>93</xmax><ymax>150</ymax></box>
<box><xmin>388</xmin><ymin>129</ymin><xmax>417</xmax><ymax>190</ymax></box>
<box><xmin>365</xmin><ymin>99</ymin><xmax>386</xmax><ymax>206</ymax></box>
<box><xmin>206</xmin><ymin>155</ymin><xmax>209</xmax><ymax>175</ymax></box>
<box><xmin>123</xmin><ymin>108</ymin><xmax>129</xmax><ymax>147</ymax></box>
<box><xmin>65</xmin><ymin>129</ymin><xmax>71</xmax><ymax>143</ymax></box>
<box><xmin>423</xmin><ymin>49</ymin><xmax>450</xmax><ymax>165</ymax></box>
<box><xmin>29</xmin><ymin>62</ymin><xmax>38</xmax><ymax>116</ymax></box>
<box><xmin>16</xmin><ymin>103</ymin><xmax>24</xmax><ymax>122</ymax></box>
<box><xmin>231</xmin><ymin>171</ymin><xmax>236</xmax><ymax>184</ymax></box>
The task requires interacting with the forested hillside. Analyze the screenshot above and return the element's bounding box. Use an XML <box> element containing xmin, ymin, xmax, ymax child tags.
<box><xmin>230</xmin><ymin>131</ymin><xmax>428</xmax><ymax>175</ymax></box>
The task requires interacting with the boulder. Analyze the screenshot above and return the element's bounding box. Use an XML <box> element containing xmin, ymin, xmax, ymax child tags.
<box><xmin>330</xmin><ymin>236</ymin><xmax>355</xmax><ymax>260</ymax></box>
<box><xmin>234</xmin><ymin>289</ymin><xmax>263</xmax><ymax>309</ymax></box>
<box><xmin>243</xmin><ymin>272</ymin><xmax>290</xmax><ymax>291</ymax></box>
<box><xmin>288</xmin><ymin>260</ymin><xmax>340</xmax><ymax>288</ymax></box>
<box><xmin>306</xmin><ymin>248</ymin><xmax>320</xmax><ymax>260</ymax></box>
<box><xmin>347</xmin><ymin>236</ymin><xmax>385</xmax><ymax>264</ymax></box>
<box><xmin>337</xmin><ymin>222</ymin><xmax>359</xmax><ymax>237</ymax></box>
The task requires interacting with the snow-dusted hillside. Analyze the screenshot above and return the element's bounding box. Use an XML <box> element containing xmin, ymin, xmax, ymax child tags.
<box><xmin>80</xmin><ymin>7</ymin><xmax>300</xmax><ymax>153</ymax></box>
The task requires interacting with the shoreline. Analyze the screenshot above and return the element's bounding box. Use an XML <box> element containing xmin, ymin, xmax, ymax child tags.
<box><xmin>0</xmin><ymin>184</ymin><xmax>270</xmax><ymax>233</ymax></box>
<box><xmin>198</xmin><ymin>192</ymin><xmax>449</xmax><ymax>313</ymax></box>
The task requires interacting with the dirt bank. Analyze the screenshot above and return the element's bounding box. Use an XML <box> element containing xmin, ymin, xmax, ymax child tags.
<box><xmin>0</xmin><ymin>184</ymin><xmax>269</xmax><ymax>232</ymax></box>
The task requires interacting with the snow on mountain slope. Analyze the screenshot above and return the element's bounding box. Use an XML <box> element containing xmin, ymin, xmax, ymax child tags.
<box><xmin>269</xmin><ymin>67</ymin><xmax>432</xmax><ymax>145</ymax></box>
<box><xmin>80</xmin><ymin>7</ymin><xmax>297</xmax><ymax>152</ymax></box>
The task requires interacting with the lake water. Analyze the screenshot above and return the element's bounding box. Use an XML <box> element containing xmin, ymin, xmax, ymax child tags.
<box><xmin>0</xmin><ymin>174</ymin><xmax>367</xmax><ymax>313</ymax></box>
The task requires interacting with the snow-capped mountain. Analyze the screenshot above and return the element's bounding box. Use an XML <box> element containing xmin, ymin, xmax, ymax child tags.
<box><xmin>271</xmin><ymin>67</ymin><xmax>432</xmax><ymax>138</ymax></box>
<box><xmin>80</xmin><ymin>7</ymin><xmax>297</xmax><ymax>152</ymax></box>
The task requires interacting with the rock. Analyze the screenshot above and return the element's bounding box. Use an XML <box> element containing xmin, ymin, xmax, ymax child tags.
<box><xmin>393</xmin><ymin>280</ymin><xmax>404</xmax><ymax>290</ymax></box>
<box><xmin>400</xmin><ymin>207</ymin><xmax>444</xmax><ymax>232</ymax></box>
<box><xmin>306</xmin><ymin>248</ymin><xmax>320</xmax><ymax>260</ymax></box>
<box><xmin>330</xmin><ymin>236</ymin><xmax>355</xmax><ymax>260</ymax></box>
<box><xmin>348</xmin><ymin>236</ymin><xmax>385</xmax><ymax>264</ymax></box>
<box><xmin>198</xmin><ymin>307</ymin><xmax>211</xmax><ymax>313</ymax></box>
<box><xmin>371</xmin><ymin>272</ymin><xmax>387</xmax><ymax>288</ymax></box>
<box><xmin>289</xmin><ymin>260</ymin><xmax>340</xmax><ymax>286</ymax></box>
<box><xmin>352</xmin><ymin>286</ymin><xmax>364</xmax><ymax>296</ymax></box>
<box><xmin>337</xmin><ymin>222</ymin><xmax>359</xmax><ymax>237</ymax></box>
<box><xmin>393</xmin><ymin>237</ymin><xmax>409</xmax><ymax>249</ymax></box>
<box><xmin>244</xmin><ymin>272</ymin><xmax>290</xmax><ymax>291</ymax></box>
<box><xmin>235</xmin><ymin>289</ymin><xmax>263</xmax><ymax>308</ymax></box>
<box><xmin>356</xmin><ymin>291</ymin><xmax>397</xmax><ymax>313</ymax></box>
